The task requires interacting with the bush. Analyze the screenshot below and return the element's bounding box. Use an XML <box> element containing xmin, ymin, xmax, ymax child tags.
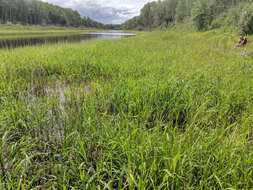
<box><xmin>239</xmin><ymin>4</ymin><xmax>253</xmax><ymax>34</ymax></box>
<box><xmin>191</xmin><ymin>0</ymin><xmax>212</xmax><ymax>31</ymax></box>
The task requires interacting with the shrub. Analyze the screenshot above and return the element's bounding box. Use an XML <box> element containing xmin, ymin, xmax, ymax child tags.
<box><xmin>191</xmin><ymin>0</ymin><xmax>212</xmax><ymax>31</ymax></box>
<box><xmin>239</xmin><ymin>4</ymin><xmax>253</xmax><ymax>34</ymax></box>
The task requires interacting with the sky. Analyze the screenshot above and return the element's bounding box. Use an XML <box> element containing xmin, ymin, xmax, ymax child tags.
<box><xmin>41</xmin><ymin>0</ymin><xmax>154</xmax><ymax>24</ymax></box>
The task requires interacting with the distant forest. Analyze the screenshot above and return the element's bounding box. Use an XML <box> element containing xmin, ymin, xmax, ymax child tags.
<box><xmin>1</xmin><ymin>0</ymin><xmax>253</xmax><ymax>33</ymax></box>
<box><xmin>0</xmin><ymin>0</ymin><xmax>104</xmax><ymax>28</ymax></box>
<box><xmin>123</xmin><ymin>0</ymin><xmax>253</xmax><ymax>34</ymax></box>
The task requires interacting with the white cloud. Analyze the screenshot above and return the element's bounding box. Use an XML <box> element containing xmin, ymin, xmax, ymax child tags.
<box><xmin>41</xmin><ymin>0</ymin><xmax>154</xmax><ymax>24</ymax></box>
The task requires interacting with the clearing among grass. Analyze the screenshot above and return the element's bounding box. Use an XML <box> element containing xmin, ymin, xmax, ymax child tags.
<box><xmin>0</xmin><ymin>30</ymin><xmax>253</xmax><ymax>189</ymax></box>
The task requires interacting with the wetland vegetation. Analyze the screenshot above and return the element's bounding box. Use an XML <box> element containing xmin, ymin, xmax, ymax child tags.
<box><xmin>0</xmin><ymin>28</ymin><xmax>253</xmax><ymax>189</ymax></box>
<box><xmin>1</xmin><ymin>0</ymin><xmax>253</xmax><ymax>189</ymax></box>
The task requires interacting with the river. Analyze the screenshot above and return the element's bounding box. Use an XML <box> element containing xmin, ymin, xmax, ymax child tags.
<box><xmin>0</xmin><ymin>31</ymin><xmax>135</xmax><ymax>49</ymax></box>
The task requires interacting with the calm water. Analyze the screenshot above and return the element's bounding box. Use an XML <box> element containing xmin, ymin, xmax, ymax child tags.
<box><xmin>0</xmin><ymin>31</ymin><xmax>135</xmax><ymax>49</ymax></box>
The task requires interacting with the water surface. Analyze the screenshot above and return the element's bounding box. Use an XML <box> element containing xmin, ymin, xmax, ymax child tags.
<box><xmin>0</xmin><ymin>31</ymin><xmax>135</xmax><ymax>49</ymax></box>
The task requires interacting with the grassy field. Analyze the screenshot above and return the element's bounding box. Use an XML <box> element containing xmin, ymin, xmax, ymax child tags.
<box><xmin>0</xmin><ymin>25</ymin><xmax>92</xmax><ymax>39</ymax></box>
<box><xmin>0</xmin><ymin>29</ymin><xmax>253</xmax><ymax>189</ymax></box>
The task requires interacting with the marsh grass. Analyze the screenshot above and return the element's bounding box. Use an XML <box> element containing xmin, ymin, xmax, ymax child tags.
<box><xmin>0</xmin><ymin>25</ymin><xmax>90</xmax><ymax>38</ymax></box>
<box><xmin>0</xmin><ymin>30</ymin><xmax>253</xmax><ymax>189</ymax></box>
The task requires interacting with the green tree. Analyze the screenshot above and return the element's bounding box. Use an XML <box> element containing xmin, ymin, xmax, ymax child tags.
<box><xmin>191</xmin><ymin>0</ymin><xmax>212</xmax><ymax>31</ymax></box>
<box><xmin>239</xmin><ymin>3</ymin><xmax>253</xmax><ymax>34</ymax></box>
<box><xmin>176</xmin><ymin>0</ymin><xmax>188</xmax><ymax>22</ymax></box>
<box><xmin>0</xmin><ymin>0</ymin><xmax>104</xmax><ymax>28</ymax></box>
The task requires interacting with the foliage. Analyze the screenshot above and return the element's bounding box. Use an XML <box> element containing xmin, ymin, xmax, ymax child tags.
<box><xmin>0</xmin><ymin>29</ymin><xmax>253</xmax><ymax>188</ymax></box>
<box><xmin>191</xmin><ymin>0</ymin><xmax>211</xmax><ymax>31</ymax></box>
<box><xmin>176</xmin><ymin>0</ymin><xmax>189</xmax><ymax>22</ymax></box>
<box><xmin>239</xmin><ymin>3</ymin><xmax>253</xmax><ymax>34</ymax></box>
<box><xmin>123</xmin><ymin>0</ymin><xmax>252</xmax><ymax>33</ymax></box>
<box><xmin>0</xmin><ymin>0</ymin><xmax>103</xmax><ymax>28</ymax></box>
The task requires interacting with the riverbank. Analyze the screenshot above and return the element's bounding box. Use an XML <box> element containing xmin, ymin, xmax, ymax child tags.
<box><xmin>0</xmin><ymin>25</ymin><xmax>95</xmax><ymax>39</ymax></box>
<box><xmin>0</xmin><ymin>30</ymin><xmax>253</xmax><ymax>189</ymax></box>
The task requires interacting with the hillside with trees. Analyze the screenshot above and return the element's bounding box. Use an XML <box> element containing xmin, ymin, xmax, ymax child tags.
<box><xmin>123</xmin><ymin>0</ymin><xmax>253</xmax><ymax>34</ymax></box>
<box><xmin>0</xmin><ymin>0</ymin><xmax>103</xmax><ymax>28</ymax></box>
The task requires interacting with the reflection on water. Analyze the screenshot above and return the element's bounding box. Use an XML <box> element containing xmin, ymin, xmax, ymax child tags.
<box><xmin>0</xmin><ymin>31</ymin><xmax>135</xmax><ymax>49</ymax></box>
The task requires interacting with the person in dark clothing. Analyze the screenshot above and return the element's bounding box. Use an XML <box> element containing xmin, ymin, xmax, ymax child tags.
<box><xmin>236</xmin><ymin>36</ymin><xmax>248</xmax><ymax>47</ymax></box>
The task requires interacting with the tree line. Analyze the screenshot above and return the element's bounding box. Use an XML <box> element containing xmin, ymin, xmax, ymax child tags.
<box><xmin>0</xmin><ymin>0</ymin><xmax>104</xmax><ymax>28</ymax></box>
<box><xmin>123</xmin><ymin>0</ymin><xmax>253</xmax><ymax>34</ymax></box>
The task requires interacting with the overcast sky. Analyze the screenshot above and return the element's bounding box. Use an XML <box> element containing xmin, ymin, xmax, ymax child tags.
<box><xmin>41</xmin><ymin>0</ymin><xmax>154</xmax><ymax>24</ymax></box>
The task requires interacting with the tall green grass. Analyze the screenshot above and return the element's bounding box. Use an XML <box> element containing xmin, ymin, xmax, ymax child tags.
<box><xmin>0</xmin><ymin>25</ymin><xmax>93</xmax><ymax>39</ymax></box>
<box><xmin>0</xmin><ymin>30</ymin><xmax>253</xmax><ymax>189</ymax></box>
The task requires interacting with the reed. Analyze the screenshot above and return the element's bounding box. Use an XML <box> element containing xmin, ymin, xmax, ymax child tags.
<box><xmin>0</xmin><ymin>30</ymin><xmax>252</xmax><ymax>189</ymax></box>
